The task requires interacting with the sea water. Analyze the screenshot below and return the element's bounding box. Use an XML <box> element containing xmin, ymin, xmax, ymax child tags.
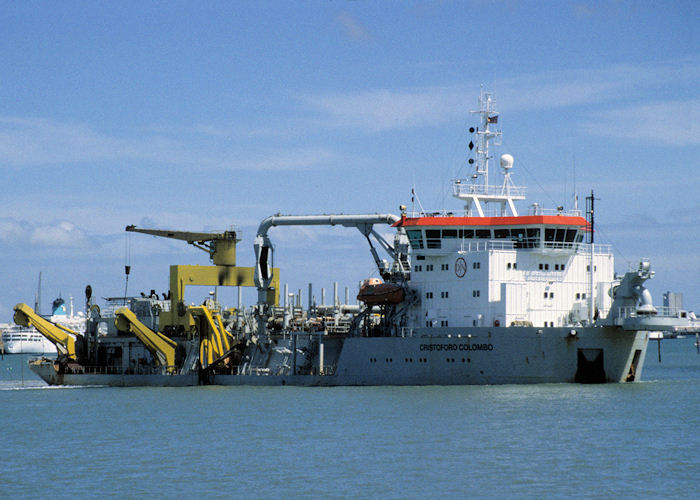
<box><xmin>1</xmin><ymin>338</ymin><xmax>699</xmax><ymax>499</ymax></box>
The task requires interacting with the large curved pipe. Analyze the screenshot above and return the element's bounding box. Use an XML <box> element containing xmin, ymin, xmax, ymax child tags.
<box><xmin>253</xmin><ymin>213</ymin><xmax>400</xmax><ymax>294</ymax></box>
<box><xmin>257</xmin><ymin>213</ymin><xmax>400</xmax><ymax>237</ymax></box>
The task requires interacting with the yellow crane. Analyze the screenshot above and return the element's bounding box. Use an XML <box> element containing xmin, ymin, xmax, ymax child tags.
<box><xmin>189</xmin><ymin>306</ymin><xmax>233</xmax><ymax>369</ymax></box>
<box><xmin>125</xmin><ymin>225</ymin><xmax>280</xmax><ymax>333</ymax></box>
<box><xmin>13</xmin><ymin>303</ymin><xmax>82</xmax><ymax>360</ymax></box>
<box><xmin>114</xmin><ymin>307</ymin><xmax>178</xmax><ymax>373</ymax></box>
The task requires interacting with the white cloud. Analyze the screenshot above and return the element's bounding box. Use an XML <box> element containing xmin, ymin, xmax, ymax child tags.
<box><xmin>304</xmin><ymin>86</ymin><xmax>471</xmax><ymax>132</ymax></box>
<box><xmin>0</xmin><ymin>218</ymin><xmax>27</xmax><ymax>244</ymax></box>
<box><xmin>301</xmin><ymin>57</ymin><xmax>700</xmax><ymax>133</ymax></box>
<box><xmin>0</xmin><ymin>116</ymin><xmax>182</xmax><ymax>167</ymax></box>
<box><xmin>29</xmin><ymin>221</ymin><xmax>89</xmax><ymax>247</ymax></box>
<box><xmin>230</xmin><ymin>148</ymin><xmax>336</xmax><ymax>171</ymax></box>
<box><xmin>0</xmin><ymin>116</ymin><xmax>337</xmax><ymax>171</ymax></box>
<box><xmin>0</xmin><ymin>218</ymin><xmax>90</xmax><ymax>248</ymax></box>
<box><xmin>337</xmin><ymin>11</ymin><xmax>372</xmax><ymax>41</ymax></box>
<box><xmin>580</xmin><ymin>99</ymin><xmax>700</xmax><ymax>146</ymax></box>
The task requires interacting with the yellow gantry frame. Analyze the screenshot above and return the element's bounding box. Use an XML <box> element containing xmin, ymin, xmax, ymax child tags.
<box><xmin>13</xmin><ymin>303</ymin><xmax>80</xmax><ymax>358</ymax></box>
<box><xmin>160</xmin><ymin>264</ymin><xmax>279</xmax><ymax>331</ymax></box>
<box><xmin>114</xmin><ymin>307</ymin><xmax>178</xmax><ymax>373</ymax></box>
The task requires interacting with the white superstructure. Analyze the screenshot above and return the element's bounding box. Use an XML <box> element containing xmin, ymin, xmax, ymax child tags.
<box><xmin>1</xmin><ymin>324</ymin><xmax>57</xmax><ymax>354</ymax></box>
<box><xmin>398</xmin><ymin>89</ymin><xmax>614</xmax><ymax>331</ymax></box>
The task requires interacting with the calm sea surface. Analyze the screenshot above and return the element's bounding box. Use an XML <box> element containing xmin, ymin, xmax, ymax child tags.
<box><xmin>2</xmin><ymin>337</ymin><xmax>699</xmax><ymax>499</ymax></box>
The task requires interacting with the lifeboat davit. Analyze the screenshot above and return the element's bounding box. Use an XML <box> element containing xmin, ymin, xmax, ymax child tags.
<box><xmin>357</xmin><ymin>278</ymin><xmax>404</xmax><ymax>306</ymax></box>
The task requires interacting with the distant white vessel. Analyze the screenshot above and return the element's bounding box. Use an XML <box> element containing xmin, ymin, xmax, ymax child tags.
<box><xmin>1</xmin><ymin>296</ymin><xmax>84</xmax><ymax>355</ymax></box>
<box><xmin>1</xmin><ymin>324</ymin><xmax>57</xmax><ymax>354</ymax></box>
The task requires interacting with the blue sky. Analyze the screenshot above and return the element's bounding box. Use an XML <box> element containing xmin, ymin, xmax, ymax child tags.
<box><xmin>1</xmin><ymin>0</ymin><xmax>698</xmax><ymax>318</ymax></box>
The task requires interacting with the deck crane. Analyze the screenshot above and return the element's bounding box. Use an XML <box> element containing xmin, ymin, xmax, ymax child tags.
<box><xmin>114</xmin><ymin>307</ymin><xmax>179</xmax><ymax>373</ymax></box>
<box><xmin>125</xmin><ymin>225</ymin><xmax>240</xmax><ymax>266</ymax></box>
<box><xmin>13</xmin><ymin>303</ymin><xmax>83</xmax><ymax>360</ymax></box>
<box><xmin>125</xmin><ymin>224</ymin><xmax>279</xmax><ymax>377</ymax></box>
<box><xmin>125</xmin><ymin>225</ymin><xmax>279</xmax><ymax>333</ymax></box>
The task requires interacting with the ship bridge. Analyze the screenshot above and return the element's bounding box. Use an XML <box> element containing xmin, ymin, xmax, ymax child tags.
<box><xmin>395</xmin><ymin>214</ymin><xmax>589</xmax><ymax>254</ymax></box>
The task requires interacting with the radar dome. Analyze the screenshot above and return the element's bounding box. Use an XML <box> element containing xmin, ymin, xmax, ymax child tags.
<box><xmin>500</xmin><ymin>154</ymin><xmax>514</xmax><ymax>170</ymax></box>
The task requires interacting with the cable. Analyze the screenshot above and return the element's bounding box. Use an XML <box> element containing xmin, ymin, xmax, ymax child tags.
<box><xmin>500</xmin><ymin>140</ymin><xmax>559</xmax><ymax>208</ymax></box>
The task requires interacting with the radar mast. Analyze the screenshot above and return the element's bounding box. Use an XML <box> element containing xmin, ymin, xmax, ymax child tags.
<box><xmin>452</xmin><ymin>88</ymin><xmax>526</xmax><ymax>216</ymax></box>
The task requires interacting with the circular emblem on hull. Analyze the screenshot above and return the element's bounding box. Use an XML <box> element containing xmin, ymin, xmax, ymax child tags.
<box><xmin>455</xmin><ymin>257</ymin><xmax>467</xmax><ymax>278</ymax></box>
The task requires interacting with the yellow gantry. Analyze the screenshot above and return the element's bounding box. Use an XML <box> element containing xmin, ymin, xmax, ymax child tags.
<box><xmin>13</xmin><ymin>303</ymin><xmax>80</xmax><ymax>359</ymax></box>
<box><xmin>189</xmin><ymin>306</ymin><xmax>233</xmax><ymax>369</ymax></box>
<box><xmin>114</xmin><ymin>307</ymin><xmax>178</xmax><ymax>373</ymax></box>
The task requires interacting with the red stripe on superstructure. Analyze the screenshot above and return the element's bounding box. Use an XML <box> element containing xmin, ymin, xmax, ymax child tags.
<box><xmin>394</xmin><ymin>215</ymin><xmax>589</xmax><ymax>227</ymax></box>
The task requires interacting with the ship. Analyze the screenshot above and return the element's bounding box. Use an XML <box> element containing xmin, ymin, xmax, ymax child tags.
<box><xmin>20</xmin><ymin>89</ymin><xmax>688</xmax><ymax>387</ymax></box>
<box><xmin>1</xmin><ymin>325</ymin><xmax>56</xmax><ymax>355</ymax></box>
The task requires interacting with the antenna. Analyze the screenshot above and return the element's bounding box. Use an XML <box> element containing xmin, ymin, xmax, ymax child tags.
<box><xmin>452</xmin><ymin>88</ymin><xmax>524</xmax><ymax>217</ymax></box>
<box><xmin>34</xmin><ymin>272</ymin><xmax>42</xmax><ymax>316</ymax></box>
<box><xmin>124</xmin><ymin>231</ymin><xmax>131</xmax><ymax>302</ymax></box>
<box><xmin>573</xmin><ymin>153</ymin><xmax>578</xmax><ymax>212</ymax></box>
<box><xmin>586</xmin><ymin>190</ymin><xmax>600</xmax><ymax>324</ymax></box>
<box><xmin>412</xmin><ymin>186</ymin><xmax>426</xmax><ymax>215</ymax></box>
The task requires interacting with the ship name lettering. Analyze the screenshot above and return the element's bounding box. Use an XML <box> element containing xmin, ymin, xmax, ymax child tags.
<box><xmin>419</xmin><ymin>343</ymin><xmax>494</xmax><ymax>352</ymax></box>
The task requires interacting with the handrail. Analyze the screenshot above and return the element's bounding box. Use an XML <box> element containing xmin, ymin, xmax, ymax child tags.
<box><xmin>452</xmin><ymin>182</ymin><xmax>527</xmax><ymax>198</ymax></box>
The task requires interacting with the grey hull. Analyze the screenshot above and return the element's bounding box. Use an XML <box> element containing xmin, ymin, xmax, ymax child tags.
<box><xmin>217</xmin><ymin>326</ymin><xmax>648</xmax><ymax>386</ymax></box>
<box><xmin>29</xmin><ymin>362</ymin><xmax>198</xmax><ymax>387</ymax></box>
<box><xmin>29</xmin><ymin>326</ymin><xmax>648</xmax><ymax>387</ymax></box>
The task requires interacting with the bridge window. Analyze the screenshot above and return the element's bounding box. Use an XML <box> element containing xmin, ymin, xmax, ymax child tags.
<box><xmin>406</xmin><ymin>230</ymin><xmax>424</xmax><ymax>249</ymax></box>
<box><xmin>475</xmin><ymin>229</ymin><xmax>491</xmax><ymax>239</ymax></box>
<box><xmin>425</xmin><ymin>230</ymin><xmax>441</xmax><ymax>248</ymax></box>
<box><xmin>459</xmin><ymin>229</ymin><xmax>474</xmax><ymax>239</ymax></box>
<box><xmin>511</xmin><ymin>228</ymin><xmax>527</xmax><ymax>247</ymax></box>
<box><xmin>526</xmin><ymin>228</ymin><xmax>540</xmax><ymax>248</ymax></box>
<box><xmin>565</xmin><ymin>229</ymin><xmax>577</xmax><ymax>242</ymax></box>
<box><xmin>494</xmin><ymin>228</ymin><xmax>509</xmax><ymax>239</ymax></box>
<box><xmin>442</xmin><ymin>229</ymin><xmax>457</xmax><ymax>239</ymax></box>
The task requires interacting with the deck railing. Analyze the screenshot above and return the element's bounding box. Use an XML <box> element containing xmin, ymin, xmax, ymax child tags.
<box><xmin>452</xmin><ymin>182</ymin><xmax>527</xmax><ymax>198</ymax></box>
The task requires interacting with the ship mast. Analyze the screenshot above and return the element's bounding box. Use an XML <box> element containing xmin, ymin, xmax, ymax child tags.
<box><xmin>586</xmin><ymin>191</ymin><xmax>598</xmax><ymax>324</ymax></box>
<box><xmin>452</xmin><ymin>88</ymin><xmax>526</xmax><ymax>217</ymax></box>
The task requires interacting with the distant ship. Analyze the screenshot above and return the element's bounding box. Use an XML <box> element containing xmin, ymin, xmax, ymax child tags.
<box><xmin>2</xmin><ymin>297</ymin><xmax>83</xmax><ymax>355</ymax></box>
<box><xmin>20</xmin><ymin>89</ymin><xmax>688</xmax><ymax>386</ymax></box>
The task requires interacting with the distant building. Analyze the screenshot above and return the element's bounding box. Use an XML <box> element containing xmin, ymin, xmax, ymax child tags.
<box><xmin>663</xmin><ymin>292</ymin><xmax>683</xmax><ymax>311</ymax></box>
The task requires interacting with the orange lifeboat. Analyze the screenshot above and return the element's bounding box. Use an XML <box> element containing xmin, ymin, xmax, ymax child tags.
<box><xmin>357</xmin><ymin>278</ymin><xmax>405</xmax><ymax>306</ymax></box>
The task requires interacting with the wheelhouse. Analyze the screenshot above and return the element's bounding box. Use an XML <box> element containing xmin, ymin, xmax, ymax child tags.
<box><xmin>399</xmin><ymin>215</ymin><xmax>588</xmax><ymax>252</ymax></box>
